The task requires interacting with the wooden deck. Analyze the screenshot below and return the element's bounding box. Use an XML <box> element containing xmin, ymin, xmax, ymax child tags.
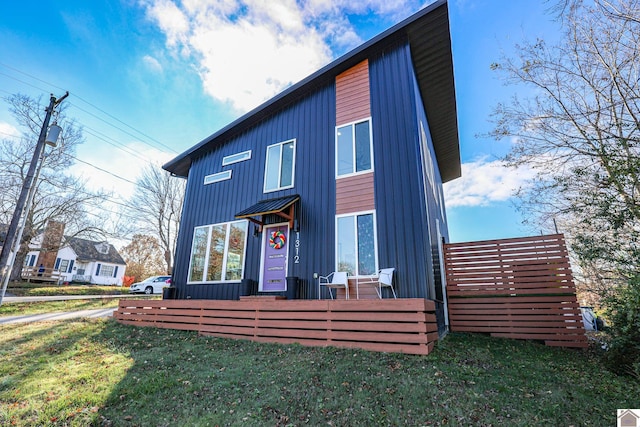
<box><xmin>21</xmin><ymin>266</ymin><xmax>61</xmax><ymax>283</ymax></box>
<box><xmin>444</xmin><ymin>234</ymin><xmax>588</xmax><ymax>348</ymax></box>
<box><xmin>113</xmin><ymin>297</ymin><xmax>439</xmax><ymax>355</ymax></box>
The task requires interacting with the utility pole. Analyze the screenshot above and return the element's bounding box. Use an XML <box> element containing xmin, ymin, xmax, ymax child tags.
<box><xmin>0</xmin><ymin>91</ymin><xmax>68</xmax><ymax>304</ymax></box>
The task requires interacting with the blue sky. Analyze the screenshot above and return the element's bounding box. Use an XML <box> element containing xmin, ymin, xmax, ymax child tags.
<box><xmin>0</xmin><ymin>0</ymin><xmax>562</xmax><ymax>244</ymax></box>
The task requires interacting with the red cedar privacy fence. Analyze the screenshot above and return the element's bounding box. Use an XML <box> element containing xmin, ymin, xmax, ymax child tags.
<box><xmin>113</xmin><ymin>297</ymin><xmax>439</xmax><ymax>355</ymax></box>
<box><xmin>443</xmin><ymin>234</ymin><xmax>587</xmax><ymax>348</ymax></box>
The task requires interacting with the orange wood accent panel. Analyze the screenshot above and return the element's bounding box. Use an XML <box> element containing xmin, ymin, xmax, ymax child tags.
<box><xmin>443</xmin><ymin>234</ymin><xmax>587</xmax><ymax>348</ymax></box>
<box><xmin>336</xmin><ymin>172</ymin><xmax>375</xmax><ymax>215</ymax></box>
<box><xmin>113</xmin><ymin>298</ymin><xmax>438</xmax><ymax>355</ymax></box>
<box><xmin>336</xmin><ymin>60</ymin><xmax>370</xmax><ymax>126</ymax></box>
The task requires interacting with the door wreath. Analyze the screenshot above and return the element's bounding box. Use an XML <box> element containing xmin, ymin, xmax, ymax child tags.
<box><xmin>269</xmin><ymin>230</ymin><xmax>286</xmax><ymax>249</ymax></box>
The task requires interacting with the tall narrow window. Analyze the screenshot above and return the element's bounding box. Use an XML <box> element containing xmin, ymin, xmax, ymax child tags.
<box><xmin>188</xmin><ymin>220</ymin><xmax>248</xmax><ymax>283</ymax></box>
<box><xmin>336</xmin><ymin>211</ymin><xmax>378</xmax><ymax>276</ymax></box>
<box><xmin>264</xmin><ymin>139</ymin><xmax>296</xmax><ymax>192</ymax></box>
<box><xmin>336</xmin><ymin>118</ymin><xmax>372</xmax><ymax>177</ymax></box>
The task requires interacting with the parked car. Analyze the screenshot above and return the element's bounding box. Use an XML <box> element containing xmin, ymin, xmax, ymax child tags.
<box><xmin>129</xmin><ymin>276</ymin><xmax>172</xmax><ymax>294</ymax></box>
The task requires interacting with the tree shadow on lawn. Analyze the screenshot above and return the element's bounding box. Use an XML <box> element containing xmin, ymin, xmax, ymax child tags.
<box><xmin>1</xmin><ymin>318</ymin><xmax>634</xmax><ymax>426</ymax></box>
<box><xmin>93</xmin><ymin>322</ymin><xmax>639</xmax><ymax>427</ymax></box>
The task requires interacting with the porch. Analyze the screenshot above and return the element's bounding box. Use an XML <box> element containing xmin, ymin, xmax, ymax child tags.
<box><xmin>21</xmin><ymin>266</ymin><xmax>61</xmax><ymax>283</ymax></box>
<box><xmin>113</xmin><ymin>297</ymin><xmax>439</xmax><ymax>355</ymax></box>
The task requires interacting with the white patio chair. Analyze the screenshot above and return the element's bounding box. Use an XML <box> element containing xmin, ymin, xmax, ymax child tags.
<box><xmin>359</xmin><ymin>268</ymin><xmax>396</xmax><ymax>299</ymax></box>
<box><xmin>318</xmin><ymin>271</ymin><xmax>349</xmax><ymax>300</ymax></box>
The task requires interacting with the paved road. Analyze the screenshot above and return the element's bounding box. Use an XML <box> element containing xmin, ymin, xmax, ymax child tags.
<box><xmin>2</xmin><ymin>293</ymin><xmax>150</xmax><ymax>303</ymax></box>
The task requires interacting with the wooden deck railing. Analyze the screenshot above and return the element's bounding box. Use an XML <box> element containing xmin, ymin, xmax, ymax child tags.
<box><xmin>444</xmin><ymin>234</ymin><xmax>587</xmax><ymax>348</ymax></box>
<box><xmin>21</xmin><ymin>266</ymin><xmax>61</xmax><ymax>283</ymax></box>
<box><xmin>113</xmin><ymin>297</ymin><xmax>439</xmax><ymax>355</ymax></box>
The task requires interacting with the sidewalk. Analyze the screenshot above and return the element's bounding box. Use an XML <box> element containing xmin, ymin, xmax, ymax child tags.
<box><xmin>0</xmin><ymin>308</ymin><xmax>116</xmax><ymax>324</ymax></box>
<box><xmin>0</xmin><ymin>294</ymin><xmax>153</xmax><ymax>324</ymax></box>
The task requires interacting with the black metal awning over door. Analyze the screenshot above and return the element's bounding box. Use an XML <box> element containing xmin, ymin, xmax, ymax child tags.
<box><xmin>235</xmin><ymin>194</ymin><xmax>299</xmax><ymax>231</ymax></box>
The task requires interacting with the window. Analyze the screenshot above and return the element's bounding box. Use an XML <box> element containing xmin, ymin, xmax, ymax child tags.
<box><xmin>336</xmin><ymin>211</ymin><xmax>378</xmax><ymax>276</ymax></box>
<box><xmin>222</xmin><ymin>150</ymin><xmax>251</xmax><ymax>166</ymax></box>
<box><xmin>264</xmin><ymin>139</ymin><xmax>295</xmax><ymax>192</ymax></box>
<box><xmin>336</xmin><ymin>119</ymin><xmax>372</xmax><ymax>177</ymax></box>
<box><xmin>95</xmin><ymin>243</ymin><xmax>110</xmax><ymax>254</ymax></box>
<box><xmin>58</xmin><ymin>259</ymin><xmax>69</xmax><ymax>273</ymax></box>
<box><xmin>98</xmin><ymin>265</ymin><xmax>114</xmax><ymax>277</ymax></box>
<box><xmin>188</xmin><ymin>220</ymin><xmax>248</xmax><ymax>283</ymax></box>
<box><xmin>204</xmin><ymin>170</ymin><xmax>232</xmax><ymax>185</ymax></box>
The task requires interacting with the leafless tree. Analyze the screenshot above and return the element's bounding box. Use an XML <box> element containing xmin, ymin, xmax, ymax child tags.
<box><xmin>0</xmin><ymin>94</ymin><xmax>112</xmax><ymax>280</ymax></box>
<box><xmin>488</xmin><ymin>0</ymin><xmax>640</xmax><ymax>298</ymax></box>
<box><xmin>129</xmin><ymin>165</ymin><xmax>185</xmax><ymax>275</ymax></box>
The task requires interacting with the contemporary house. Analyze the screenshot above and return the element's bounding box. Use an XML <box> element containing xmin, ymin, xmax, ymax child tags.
<box><xmin>163</xmin><ymin>0</ymin><xmax>459</xmax><ymax>314</ymax></box>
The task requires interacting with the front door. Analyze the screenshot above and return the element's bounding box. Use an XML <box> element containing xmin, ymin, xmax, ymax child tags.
<box><xmin>260</xmin><ymin>224</ymin><xmax>289</xmax><ymax>292</ymax></box>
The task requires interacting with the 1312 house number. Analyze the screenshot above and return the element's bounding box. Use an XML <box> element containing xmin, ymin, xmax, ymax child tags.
<box><xmin>294</xmin><ymin>232</ymin><xmax>300</xmax><ymax>264</ymax></box>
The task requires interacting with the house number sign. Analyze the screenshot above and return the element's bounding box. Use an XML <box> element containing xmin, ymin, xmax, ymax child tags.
<box><xmin>294</xmin><ymin>231</ymin><xmax>300</xmax><ymax>264</ymax></box>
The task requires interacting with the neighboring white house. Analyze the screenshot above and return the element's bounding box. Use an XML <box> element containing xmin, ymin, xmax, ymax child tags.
<box><xmin>25</xmin><ymin>236</ymin><xmax>127</xmax><ymax>286</ymax></box>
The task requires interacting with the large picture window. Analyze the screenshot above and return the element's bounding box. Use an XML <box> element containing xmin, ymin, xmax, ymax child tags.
<box><xmin>336</xmin><ymin>118</ymin><xmax>372</xmax><ymax>177</ymax></box>
<box><xmin>264</xmin><ymin>139</ymin><xmax>296</xmax><ymax>192</ymax></box>
<box><xmin>188</xmin><ymin>220</ymin><xmax>248</xmax><ymax>283</ymax></box>
<box><xmin>98</xmin><ymin>265</ymin><xmax>115</xmax><ymax>277</ymax></box>
<box><xmin>336</xmin><ymin>211</ymin><xmax>378</xmax><ymax>276</ymax></box>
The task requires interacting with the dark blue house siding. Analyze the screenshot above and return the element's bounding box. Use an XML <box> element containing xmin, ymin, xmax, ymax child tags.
<box><xmin>369</xmin><ymin>40</ymin><xmax>436</xmax><ymax>299</ymax></box>
<box><xmin>171</xmin><ymin>39</ymin><xmax>449</xmax><ymax>302</ymax></box>
<box><xmin>172</xmin><ymin>85</ymin><xmax>337</xmax><ymax>300</ymax></box>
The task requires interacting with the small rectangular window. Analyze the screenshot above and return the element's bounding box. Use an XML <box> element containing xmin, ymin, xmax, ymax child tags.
<box><xmin>336</xmin><ymin>118</ymin><xmax>373</xmax><ymax>177</ymax></box>
<box><xmin>264</xmin><ymin>139</ymin><xmax>296</xmax><ymax>192</ymax></box>
<box><xmin>204</xmin><ymin>170</ymin><xmax>232</xmax><ymax>185</ymax></box>
<box><xmin>188</xmin><ymin>220</ymin><xmax>248</xmax><ymax>283</ymax></box>
<box><xmin>222</xmin><ymin>150</ymin><xmax>251</xmax><ymax>166</ymax></box>
<box><xmin>336</xmin><ymin>210</ymin><xmax>378</xmax><ymax>276</ymax></box>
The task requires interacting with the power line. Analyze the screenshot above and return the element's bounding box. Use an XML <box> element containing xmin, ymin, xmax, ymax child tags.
<box><xmin>0</xmin><ymin>62</ymin><xmax>179</xmax><ymax>154</ymax></box>
<box><xmin>68</xmin><ymin>101</ymin><xmax>178</xmax><ymax>154</ymax></box>
<box><xmin>68</xmin><ymin>154</ymin><xmax>138</xmax><ymax>186</ymax></box>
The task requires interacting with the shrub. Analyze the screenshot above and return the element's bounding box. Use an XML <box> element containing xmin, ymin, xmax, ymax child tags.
<box><xmin>602</xmin><ymin>276</ymin><xmax>640</xmax><ymax>379</ymax></box>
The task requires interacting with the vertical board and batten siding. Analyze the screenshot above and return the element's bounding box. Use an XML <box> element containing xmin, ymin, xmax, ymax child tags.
<box><xmin>443</xmin><ymin>234</ymin><xmax>588</xmax><ymax>348</ymax></box>
<box><xmin>172</xmin><ymin>85</ymin><xmax>337</xmax><ymax>300</ymax></box>
<box><xmin>171</xmin><ymin>39</ymin><xmax>451</xmax><ymax>304</ymax></box>
<box><xmin>370</xmin><ymin>40</ymin><xmax>440</xmax><ymax>300</ymax></box>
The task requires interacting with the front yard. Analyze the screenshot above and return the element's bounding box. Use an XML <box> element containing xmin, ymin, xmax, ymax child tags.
<box><xmin>0</xmin><ymin>318</ymin><xmax>634</xmax><ymax>426</ymax></box>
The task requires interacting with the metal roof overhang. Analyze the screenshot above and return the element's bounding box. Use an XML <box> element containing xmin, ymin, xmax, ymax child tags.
<box><xmin>163</xmin><ymin>0</ymin><xmax>460</xmax><ymax>183</ymax></box>
<box><xmin>235</xmin><ymin>194</ymin><xmax>300</xmax><ymax>231</ymax></box>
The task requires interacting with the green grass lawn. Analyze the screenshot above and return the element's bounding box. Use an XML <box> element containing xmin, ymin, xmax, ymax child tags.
<box><xmin>0</xmin><ymin>319</ymin><xmax>634</xmax><ymax>426</ymax></box>
<box><xmin>6</xmin><ymin>283</ymin><xmax>127</xmax><ymax>297</ymax></box>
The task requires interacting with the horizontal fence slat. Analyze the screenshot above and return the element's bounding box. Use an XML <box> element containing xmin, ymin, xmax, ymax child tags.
<box><xmin>444</xmin><ymin>234</ymin><xmax>587</xmax><ymax>349</ymax></box>
<box><xmin>114</xmin><ymin>298</ymin><xmax>439</xmax><ymax>355</ymax></box>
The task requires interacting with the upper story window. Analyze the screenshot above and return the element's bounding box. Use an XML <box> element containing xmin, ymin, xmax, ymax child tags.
<box><xmin>336</xmin><ymin>118</ymin><xmax>372</xmax><ymax>178</ymax></box>
<box><xmin>204</xmin><ymin>170</ymin><xmax>232</xmax><ymax>185</ymax></box>
<box><xmin>264</xmin><ymin>139</ymin><xmax>296</xmax><ymax>193</ymax></box>
<box><xmin>222</xmin><ymin>150</ymin><xmax>251</xmax><ymax>166</ymax></box>
<box><xmin>95</xmin><ymin>242</ymin><xmax>110</xmax><ymax>254</ymax></box>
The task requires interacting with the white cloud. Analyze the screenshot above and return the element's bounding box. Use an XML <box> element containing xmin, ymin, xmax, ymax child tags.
<box><xmin>72</xmin><ymin>141</ymin><xmax>174</xmax><ymax>202</ymax></box>
<box><xmin>141</xmin><ymin>0</ymin><xmax>426</xmax><ymax>111</ymax></box>
<box><xmin>142</xmin><ymin>55</ymin><xmax>163</xmax><ymax>73</ymax></box>
<box><xmin>0</xmin><ymin>121</ymin><xmax>20</xmax><ymax>139</ymax></box>
<box><xmin>443</xmin><ymin>157</ymin><xmax>537</xmax><ymax>208</ymax></box>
